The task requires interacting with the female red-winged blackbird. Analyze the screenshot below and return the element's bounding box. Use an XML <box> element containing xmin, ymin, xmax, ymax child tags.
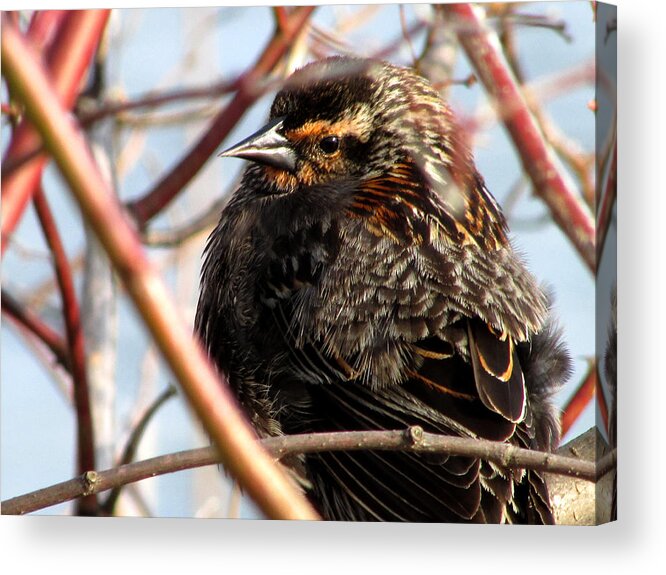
<box><xmin>196</xmin><ymin>56</ymin><xmax>571</xmax><ymax>523</ymax></box>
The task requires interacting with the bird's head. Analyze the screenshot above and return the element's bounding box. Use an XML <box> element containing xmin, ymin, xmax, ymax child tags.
<box><xmin>221</xmin><ymin>57</ymin><xmax>464</xmax><ymax>196</ymax></box>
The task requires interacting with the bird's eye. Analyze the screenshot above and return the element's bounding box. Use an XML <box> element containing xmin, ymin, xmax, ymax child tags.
<box><xmin>318</xmin><ymin>135</ymin><xmax>340</xmax><ymax>155</ymax></box>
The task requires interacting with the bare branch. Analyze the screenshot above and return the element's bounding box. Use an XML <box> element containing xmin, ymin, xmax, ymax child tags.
<box><xmin>1</xmin><ymin>288</ymin><xmax>71</xmax><ymax>370</ymax></box>
<box><xmin>101</xmin><ymin>386</ymin><xmax>177</xmax><ymax>514</ymax></box>
<box><xmin>561</xmin><ymin>360</ymin><xmax>609</xmax><ymax>439</ymax></box>
<box><xmin>33</xmin><ymin>185</ymin><xmax>97</xmax><ymax>515</ymax></box>
<box><xmin>79</xmin><ymin>79</ymin><xmax>240</xmax><ymax>125</ymax></box>
<box><xmin>1</xmin><ymin>11</ymin><xmax>111</xmax><ymax>258</ymax></box>
<box><xmin>1</xmin><ymin>427</ymin><xmax>615</xmax><ymax>516</ymax></box>
<box><xmin>596</xmin><ymin>139</ymin><xmax>617</xmax><ymax>262</ymax></box>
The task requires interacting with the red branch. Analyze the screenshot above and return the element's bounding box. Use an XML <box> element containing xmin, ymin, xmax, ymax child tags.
<box><xmin>1</xmin><ymin>10</ymin><xmax>110</xmax><ymax>257</ymax></box>
<box><xmin>596</xmin><ymin>140</ymin><xmax>617</xmax><ymax>263</ymax></box>
<box><xmin>273</xmin><ymin>6</ymin><xmax>290</xmax><ymax>34</ymax></box>
<box><xmin>561</xmin><ymin>362</ymin><xmax>597</xmax><ymax>439</ymax></box>
<box><xmin>1</xmin><ymin>18</ymin><xmax>319</xmax><ymax>521</ymax></box>
<box><xmin>127</xmin><ymin>6</ymin><xmax>316</xmax><ymax>227</ymax></box>
<box><xmin>441</xmin><ymin>4</ymin><xmax>596</xmax><ymax>273</ymax></box>
<box><xmin>1</xmin><ymin>289</ymin><xmax>70</xmax><ymax>371</ymax></box>
<box><xmin>25</xmin><ymin>10</ymin><xmax>69</xmax><ymax>53</ymax></box>
<box><xmin>33</xmin><ymin>186</ymin><xmax>97</xmax><ymax>515</ymax></box>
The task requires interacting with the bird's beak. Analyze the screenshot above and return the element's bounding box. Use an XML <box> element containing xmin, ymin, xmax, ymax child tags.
<box><xmin>219</xmin><ymin>116</ymin><xmax>296</xmax><ymax>171</ymax></box>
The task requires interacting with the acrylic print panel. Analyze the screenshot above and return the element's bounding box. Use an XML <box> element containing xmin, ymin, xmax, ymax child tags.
<box><xmin>1</xmin><ymin>2</ymin><xmax>616</xmax><ymax>524</ymax></box>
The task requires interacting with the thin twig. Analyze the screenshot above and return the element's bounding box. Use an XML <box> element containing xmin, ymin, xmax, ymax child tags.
<box><xmin>2</xmin><ymin>80</ymin><xmax>241</xmax><ymax>177</ymax></box>
<box><xmin>373</xmin><ymin>19</ymin><xmax>427</xmax><ymax>60</ymax></box>
<box><xmin>497</xmin><ymin>5</ymin><xmax>526</xmax><ymax>84</ymax></box>
<box><xmin>141</xmin><ymin>191</ymin><xmax>232</xmax><ymax>248</ymax></box>
<box><xmin>528</xmin><ymin>99</ymin><xmax>596</xmax><ymax>208</ymax></box>
<box><xmin>102</xmin><ymin>386</ymin><xmax>177</xmax><ymax>514</ymax></box>
<box><xmin>1</xmin><ymin>306</ymin><xmax>74</xmax><ymax>403</ymax></box>
<box><xmin>113</xmin><ymin>102</ymin><xmax>219</xmax><ymax>128</ymax></box>
<box><xmin>79</xmin><ymin>79</ymin><xmax>239</xmax><ymax>125</ymax></box>
<box><xmin>309</xmin><ymin>23</ymin><xmax>356</xmax><ymax>57</ymax></box>
<box><xmin>1</xmin><ymin>288</ymin><xmax>71</xmax><ymax>370</ymax></box>
<box><xmin>33</xmin><ymin>185</ymin><xmax>97</xmax><ymax>515</ymax></box>
<box><xmin>398</xmin><ymin>5</ymin><xmax>418</xmax><ymax>67</ymax></box>
<box><xmin>490</xmin><ymin>11</ymin><xmax>572</xmax><ymax>42</ymax></box>
<box><xmin>12</xmin><ymin>252</ymin><xmax>85</xmax><ymax>314</ymax></box>
<box><xmin>1</xmin><ymin>427</ymin><xmax>614</xmax><ymax>516</ymax></box>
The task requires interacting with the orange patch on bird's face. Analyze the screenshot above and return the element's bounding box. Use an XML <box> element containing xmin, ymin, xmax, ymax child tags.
<box><xmin>263</xmin><ymin>160</ymin><xmax>328</xmax><ymax>190</ymax></box>
<box><xmin>263</xmin><ymin>166</ymin><xmax>299</xmax><ymax>191</ymax></box>
<box><xmin>263</xmin><ymin>111</ymin><xmax>375</xmax><ymax>190</ymax></box>
<box><xmin>285</xmin><ymin>116</ymin><xmax>370</xmax><ymax>145</ymax></box>
<box><xmin>285</xmin><ymin>119</ymin><xmax>337</xmax><ymax>143</ymax></box>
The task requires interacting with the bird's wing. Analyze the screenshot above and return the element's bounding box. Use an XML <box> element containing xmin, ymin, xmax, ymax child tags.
<box><xmin>293</xmin><ymin>313</ymin><xmax>563</xmax><ymax>522</ymax></box>
<box><xmin>255</xmin><ymin>166</ymin><xmax>559</xmax><ymax>522</ymax></box>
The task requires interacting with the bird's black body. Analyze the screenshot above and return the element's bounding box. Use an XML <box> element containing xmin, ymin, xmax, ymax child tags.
<box><xmin>196</xmin><ymin>57</ymin><xmax>571</xmax><ymax>523</ymax></box>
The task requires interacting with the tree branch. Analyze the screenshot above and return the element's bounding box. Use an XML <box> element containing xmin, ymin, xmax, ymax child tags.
<box><xmin>440</xmin><ymin>4</ymin><xmax>596</xmax><ymax>273</ymax></box>
<box><xmin>1</xmin><ymin>427</ymin><xmax>615</xmax><ymax>517</ymax></box>
<box><xmin>560</xmin><ymin>360</ymin><xmax>609</xmax><ymax>439</ymax></box>
<box><xmin>33</xmin><ymin>185</ymin><xmax>97</xmax><ymax>515</ymax></box>
<box><xmin>596</xmin><ymin>139</ymin><xmax>617</xmax><ymax>263</ymax></box>
<box><xmin>1</xmin><ymin>288</ymin><xmax>71</xmax><ymax>371</ymax></box>
<box><xmin>101</xmin><ymin>386</ymin><xmax>177</xmax><ymax>514</ymax></box>
<box><xmin>1</xmin><ymin>10</ymin><xmax>110</xmax><ymax>257</ymax></box>
<box><xmin>79</xmin><ymin>79</ymin><xmax>240</xmax><ymax>126</ymax></box>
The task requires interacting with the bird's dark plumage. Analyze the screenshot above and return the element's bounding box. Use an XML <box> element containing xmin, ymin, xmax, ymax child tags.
<box><xmin>196</xmin><ymin>57</ymin><xmax>571</xmax><ymax>523</ymax></box>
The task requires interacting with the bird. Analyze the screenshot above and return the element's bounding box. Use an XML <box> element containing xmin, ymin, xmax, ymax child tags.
<box><xmin>195</xmin><ymin>56</ymin><xmax>571</xmax><ymax>523</ymax></box>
